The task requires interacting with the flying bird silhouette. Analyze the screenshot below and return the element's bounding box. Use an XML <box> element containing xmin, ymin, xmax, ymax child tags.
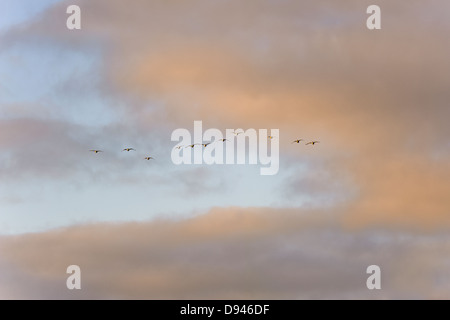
<box><xmin>268</xmin><ymin>135</ymin><xmax>275</xmax><ymax>140</ymax></box>
<box><xmin>201</xmin><ymin>143</ymin><xmax>212</xmax><ymax>147</ymax></box>
<box><xmin>306</xmin><ymin>141</ymin><xmax>320</xmax><ymax>146</ymax></box>
<box><xmin>233</xmin><ymin>130</ymin><xmax>244</xmax><ymax>136</ymax></box>
<box><xmin>175</xmin><ymin>145</ymin><xmax>184</xmax><ymax>149</ymax></box>
<box><xmin>144</xmin><ymin>157</ymin><xmax>154</xmax><ymax>160</ymax></box>
<box><xmin>292</xmin><ymin>139</ymin><xmax>304</xmax><ymax>144</ymax></box>
<box><xmin>89</xmin><ymin>150</ymin><xmax>102</xmax><ymax>153</ymax></box>
<box><xmin>122</xmin><ymin>148</ymin><xmax>136</xmax><ymax>152</ymax></box>
<box><xmin>185</xmin><ymin>144</ymin><xmax>199</xmax><ymax>148</ymax></box>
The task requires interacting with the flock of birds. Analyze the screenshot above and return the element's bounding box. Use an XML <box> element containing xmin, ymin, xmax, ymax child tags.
<box><xmin>89</xmin><ymin>130</ymin><xmax>319</xmax><ymax>159</ymax></box>
<box><xmin>89</xmin><ymin>148</ymin><xmax>155</xmax><ymax>160</ymax></box>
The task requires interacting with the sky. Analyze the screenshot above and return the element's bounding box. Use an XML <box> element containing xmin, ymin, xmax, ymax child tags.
<box><xmin>0</xmin><ymin>0</ymin><xmax>450</xmax><ymax>299</ymax></box>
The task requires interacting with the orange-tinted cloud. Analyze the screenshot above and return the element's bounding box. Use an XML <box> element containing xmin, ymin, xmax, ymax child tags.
<box><xmin>100</xmin><ymin>0</ymin><xmax>450</xmax><ymax>229</ymax></box>
<box><xmin>1</xmin><ymin>0</ymin><xmax>450</xmax><ymax>229</ymax></box>
<box><xmin>1</xmin><ymin>207</ymin><xmax>449</xmax><ymax>299</ymax></box>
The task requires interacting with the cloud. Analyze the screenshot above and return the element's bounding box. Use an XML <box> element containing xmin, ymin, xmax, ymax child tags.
<box><xmin>1</xmin><ymin>207</ymin><xmax>450</xmax><ymax>299</ymax></box>
<box><xmin>344</xmin><ymin>154</ymin><xmax>450</xmax><ymax>230</ymax></box>
<box><xmin>2</xmin><ymin>2</ymin><xmax>450</xmax><ymax>299</ymax></box>
<box><xmin>0</xmin><ymin>117</ymin><xmax>92</xmax><ymax>180</ymax></box>
<box><xmin>69</xmin><ymin>0</ymin><xmax>450</xmax><ymax>230</ymax></box>
<box><xmin>1</xmin><ymin>0</ymin><xmax>450</xmax><ymax>231</ymax></box>
<box><xmin>0</xmin><ymin>117</ymin><xmax>174</xmax><ymax>185</ymax></box>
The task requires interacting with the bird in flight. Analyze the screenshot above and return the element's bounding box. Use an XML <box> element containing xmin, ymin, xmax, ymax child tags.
<box><xmin>292</xmin><ymin>139</ymin><xmax>304</xmax><ymax>144</ymax></box>
<box><xmin>122</xmin><ymin>148</ymin><xmax>136</xmax><ymax>152</ymax></box>
<box><xmin>233</xmin><ymin>130</ymin><xmax>244</xmax><ymax>136</ymax></box>
<box><xmin>268</xmin><ymin>135</ymin><xmax>275</xmax><ymax>140</ymax></box>
<box><xmin>306</xmin><ymin>141</ymin><xmax>320</xmax><ymax>146</ymax></box>
<box><xmin>219</xmin><ymin>139</ymin><xmax>228</xmax><ymax>142</ymax></box>
<box><xmin>175</xmin><ymin>145</ymin><xmax>184</xmax><ymax>149</ymax></box>
<box><xmin>185</xmin><ymin>144</ymin><xmax>198</xmax><ymax>148</ymax></box>
<box><xmin>201</xmin><ymin>143</ymin><xmax>212</xmax><ymax>147</ymax></box>
<box><xmin>89</xmin><ymin>150</ymin><xmax>102</xmax><ymax>153</ymax></box>
<box><xmin>144</xmin><ymin>157</ymin><xmax>154</xmax><ymax>160</ymax></box>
